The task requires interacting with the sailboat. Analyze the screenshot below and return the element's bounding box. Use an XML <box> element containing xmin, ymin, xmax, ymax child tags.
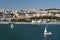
<box><xmin>11</xmin><ymin>23</ymin><xmax>14</xmax><ymax>28</ymax></box>
<box><xmin>44</xmin><ymin>24</ymin><xmax>52</xmax><ymax>37</ymax></box>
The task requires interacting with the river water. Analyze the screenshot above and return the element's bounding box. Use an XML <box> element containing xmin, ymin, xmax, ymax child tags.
<box><xmin>0</xmin><ymin>24</ymin><xmax>60</xmax><ymax>40</ymax></box>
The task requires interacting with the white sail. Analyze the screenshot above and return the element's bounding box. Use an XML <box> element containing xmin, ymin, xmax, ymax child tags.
<box><xmin>44</xmin><ymin>27</ymin><xmax>47</xmax><ymax>33</ymax></box>
<box><xmin>11</xmin><ymin>24</ymin><xmax>14</xmax><ymax>28</ymax></box>
<box><xmin>44</xmin><ymin>24</ymin><xmax>52</xmax><ymax>37</ymax></box>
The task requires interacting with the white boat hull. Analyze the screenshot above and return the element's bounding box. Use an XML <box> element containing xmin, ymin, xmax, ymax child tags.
<box><xmin>44</xmin><ymin>32</ymin><xmax>52</xmax><ymax>35</ymax></box>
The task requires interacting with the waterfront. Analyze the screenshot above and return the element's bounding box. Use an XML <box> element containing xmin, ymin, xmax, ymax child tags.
<box><xmin>0</xmin><ymin>22</ymin><xmax>60</xmax><ymax>24</ymax></box>
<box><xmin>0</xmin><ymin>24</ymin><xmax>60</xmax><ymax>40</ymax></box>
<box><xmin>0</xmin><ymin>8</ymin><xmax>60</xmax><ymax>23</ymax></box>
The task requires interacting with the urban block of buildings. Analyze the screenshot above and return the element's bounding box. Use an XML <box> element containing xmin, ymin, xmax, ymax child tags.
<box><xmin>0</xmin><ymin>8</ymin><xmax>60</xmax><ymax>23</ymax></box>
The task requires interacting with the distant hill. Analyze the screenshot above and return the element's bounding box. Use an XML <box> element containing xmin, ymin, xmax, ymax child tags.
<box><xmin>45</xmin><ymin>8</ymin><xmax>60</xmax><ymax>10</ymax></box>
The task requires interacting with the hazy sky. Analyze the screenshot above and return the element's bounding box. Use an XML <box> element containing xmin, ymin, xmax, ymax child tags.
<box><xmin>0</xmin><ymin>0</ymin><xmax>60</xmax><ymax>10</ymax></box>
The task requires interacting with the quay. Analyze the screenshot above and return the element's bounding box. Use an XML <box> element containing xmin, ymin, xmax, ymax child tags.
<box><xmin>0</xmin><ymin>22</ymin><xmax>60</xmax><ymax>24</ymax></box>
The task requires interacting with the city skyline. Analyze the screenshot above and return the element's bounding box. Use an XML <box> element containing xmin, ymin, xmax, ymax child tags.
<box><xmin>0</xmin><ymin>0</ymin><xmax>60</xmax><ymax>10</ymax></box>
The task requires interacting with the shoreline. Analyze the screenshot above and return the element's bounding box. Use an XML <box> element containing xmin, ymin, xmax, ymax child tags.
<box><xmin>0</xmin><ymin>22</ymin><xmax>60</xmax><ymax>24</ymax></box>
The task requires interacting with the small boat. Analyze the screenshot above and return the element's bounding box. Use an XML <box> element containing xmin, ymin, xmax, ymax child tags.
<box><xmin>44</xmin><ymin>25</ymin><xmax>52</xmax><ymax>37</ymax></box>
<box><xmin>11</xmin><ymin>23</ymin><xmax>14</xmax><ymax>28</ymax></box>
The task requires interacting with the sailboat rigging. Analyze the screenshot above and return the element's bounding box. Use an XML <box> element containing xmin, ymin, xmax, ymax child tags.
<box><xmin>44</xmin><ymin>24</ymin><xmax>52</xmax><ymax>37</ymax></box>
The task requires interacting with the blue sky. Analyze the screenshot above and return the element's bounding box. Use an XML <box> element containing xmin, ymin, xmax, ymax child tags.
<box><xmin>0</xmin><ymin>0</ymin><xmax>60</xmax><ymax>10</ymax></box>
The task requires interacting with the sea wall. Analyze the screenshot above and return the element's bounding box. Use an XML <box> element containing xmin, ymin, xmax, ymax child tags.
<box><xmin>0</xmin><ymin>22</ymin><xmax>60</xmax><ymax>24</ymax></box>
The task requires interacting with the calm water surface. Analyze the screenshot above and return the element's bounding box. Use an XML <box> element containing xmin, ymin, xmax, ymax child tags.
<box><xmin>0</xmin><ymin>24</ymin><xmax>60</xmax><ymax>40</ymax></box>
